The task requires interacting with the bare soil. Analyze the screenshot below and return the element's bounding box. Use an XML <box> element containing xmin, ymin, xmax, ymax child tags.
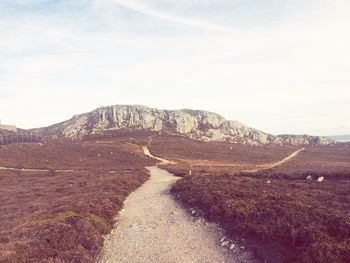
<box><xmin>98</xmin><ymin>146</ymin><xmax>257</xmax><ymax>262</ymax></box>
<box><xmin>98</xmin><ymin>164</ymin><xmax>256</xmax><ymax>263</ymax></box>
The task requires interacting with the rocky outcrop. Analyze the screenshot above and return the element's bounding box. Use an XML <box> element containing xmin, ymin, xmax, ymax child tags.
<box><xmin>277</xmin><ymin>134</ymin><xmax>334</xmax><ymax>146</ymax></box>
<box><xmin>33</xmin><ymin>105</ymin><xmax>334</xmax><ymax>146</ymax></box>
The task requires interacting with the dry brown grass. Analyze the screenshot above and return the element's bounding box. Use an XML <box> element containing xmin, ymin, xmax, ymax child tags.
<box><xmin>171</xmin><ymin>173</ymin><xmax>350</xmax><ymax>262</ymax></box>
<box><xmin>148</xmin><ymin>134</ymin><xmax>299</xmax><ymax>177</ymax></box>
<box><xmin>162</xmin><ymin>141</ymin><xmax>350</xmax><ymax>263</ymax></box>
<box><xmin>150</xmin><ymin>134</ymin><xmax>298</xmax><ymax>164</ymax></box>
<box><xmin>0</xmin><ymin>138</ymin><xmax>155</xmax><ymax>262</ymax></box>
<box><xmin>268</xmin><ymin>144</ymin><xmax>350</xmax><ymax>175</ymax></box>
<box><xmin>2</xmin><ymin>130</ymin><xmax>348</xmax><ymax>262</ymax></box>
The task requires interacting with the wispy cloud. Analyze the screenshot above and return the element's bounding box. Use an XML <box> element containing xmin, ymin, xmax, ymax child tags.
<box><xmin>0</xmin><ymin>0</ymin><xmax>349</xmax><ymax>135</ymax></box>
<box><xmin>108</xmin><ymin>0</ymin><xmax>232</xmax><ymax>32</ymax></box>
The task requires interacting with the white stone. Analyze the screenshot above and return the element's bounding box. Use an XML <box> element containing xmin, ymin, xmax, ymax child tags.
<box><xmin>317</xmin><ymin>176</ymin><xmax>325</xmax><ymax>182</ymax></box>
<box><xmin>221</xmin><ymin>241</ymin><xmax>230</xmax><ymax>247</ymax></box>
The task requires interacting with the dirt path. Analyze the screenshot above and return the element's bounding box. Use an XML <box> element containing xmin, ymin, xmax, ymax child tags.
<box><xmin>244</xmin><ymin>148</ymin><xmax>305</xmax><ymax>173</ymax></box>
<box><xmin>0</xmin><ymin>166</ymin><xmax>75</xmax><ymax>172</ymax></box>
<box><xmin>142</xmin><ymin>146</ymin><xmax>172</xmax><ymax>165</ymax></box>
<box><xmin>97</xmin><ymin>147</ymin><xmax>256</xmax><ymax>263</ymax></box>
<box><xmin>0</xmin><ymin>166</ymin><xmax>119</xmax><ymax>173</ymax></box>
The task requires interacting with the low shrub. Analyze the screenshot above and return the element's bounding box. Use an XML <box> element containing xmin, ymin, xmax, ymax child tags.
<box><xmin>172</xmin><ymin>174</ymin><xmax>350</xmax><ymax>262</ymax></box>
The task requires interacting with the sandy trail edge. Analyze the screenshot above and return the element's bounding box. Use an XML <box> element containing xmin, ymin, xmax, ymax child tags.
<box><xmin>96</xmin><ymin>147</ymin><xmax>256</xmax><ymax>263</ymax></box>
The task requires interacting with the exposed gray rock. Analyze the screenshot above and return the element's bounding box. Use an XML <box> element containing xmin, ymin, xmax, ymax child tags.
<box><xmin>32</xmin><ymin>105</ymin><xmax>334</xmax><ymax>146</ymax></box>
<box><xmin>169</xmin><ymin>111</ymin><xmax>198</xmax><ymax>134</ymax></box>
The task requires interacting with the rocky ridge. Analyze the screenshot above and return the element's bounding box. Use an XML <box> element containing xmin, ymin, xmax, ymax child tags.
<box><xmin>33</xmin><ymin>105</ymin><xmax>334</xmax><ymax>146</ymax></box>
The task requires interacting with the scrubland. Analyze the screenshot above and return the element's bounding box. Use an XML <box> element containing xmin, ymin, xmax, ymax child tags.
<box><xmin>1</xmin><ymin>130</ymin><xmax>349</xmax><ymax>263</ymax></box>
<box><xmin>0</xmin><ymin>138</ymin><xmax>154</xmax><ymax>262</ymax></box>
<box><xmin>157</xmin><ymin>138</ymin><xmax>350</xmax><ymax>263</ymax></box>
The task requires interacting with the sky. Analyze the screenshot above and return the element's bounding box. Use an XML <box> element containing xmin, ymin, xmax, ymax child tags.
<box><xmin>0</xmin><ymin>0</ymin><xmax>349</xmax><ymax>136</ymax></box>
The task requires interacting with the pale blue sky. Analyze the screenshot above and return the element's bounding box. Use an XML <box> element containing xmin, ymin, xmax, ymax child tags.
<box><xmin>0</xmin><ymin>0</ymin><xmax>349</xmax><ymax>135</ymax></box>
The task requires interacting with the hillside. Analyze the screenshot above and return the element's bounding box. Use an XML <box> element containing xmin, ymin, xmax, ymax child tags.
<box><xmin>32</xmin><ymin>105</ymin><xmax>333</xmax><ymax>146</ymax></box>
<box><xmin>1</xmin><ymin>129</ymin><xmax>348</xmax><ymax>262</ymax></box>
<box><xmin>0</xmin><ymin>139</ymin><xmax>155</xmax><ymax>262</ymax></box>
<box><xmin>149</xmin><ymin>135</ymin><xmax>350</xmax><ymax>262</ymax></box>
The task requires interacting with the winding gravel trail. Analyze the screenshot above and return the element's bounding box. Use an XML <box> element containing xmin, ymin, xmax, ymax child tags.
<box><xmin>0</xmin><ymin>166</ymin><xmax>75</xmax><ymax>172</ymax></box>
<box><xmin>244</xmin><ymin>148</ymin><xmax>305</xmax><ymax>173</ymax></box>
<box><xmin>97</xmin><ymin>147</ymin><xmax>255</xmax><ymax>263</ymax></box>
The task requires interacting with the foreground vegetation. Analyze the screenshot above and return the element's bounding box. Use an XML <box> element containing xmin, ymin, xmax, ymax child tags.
<box><xmin>0</xmin><ymin>139</ymin><xmax>154</xmax><ymax>262</ymax></box>
<box><xmin>167</xmin><ymin>142</ymin><xmax>350</xmax><ymax>263</ymax></box>
<box><xmin>172</xmin><ymin>173</ymin><xmax>350</xmax><ymax>262</ymax></box>
<box><xmin>1</xmin><ymin>131</ymin><xmax>349</xmax><ymax>262</ymax></box>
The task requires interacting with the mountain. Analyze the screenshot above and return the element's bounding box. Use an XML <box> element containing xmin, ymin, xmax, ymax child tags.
<box><xmin>33</xmin><ymin>105</ymin><xmax>334</xmax><ymax>146</ymax></box>
<box><xmin>329</xmin><ymin>135</ymin><xmax>350</xmax><ymax>142</ymax></box>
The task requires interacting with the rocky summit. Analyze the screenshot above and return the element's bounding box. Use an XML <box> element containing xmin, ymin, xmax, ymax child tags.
<box><xmin>33</xmin><ymin>105</ymin><xmax>334</xmax><ymax>146</ymax></box>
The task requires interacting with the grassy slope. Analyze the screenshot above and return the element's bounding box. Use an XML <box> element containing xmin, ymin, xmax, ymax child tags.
<box><xmin>0</xmin><ymin>138</ymin><xmax>155</xmax><ymax>262</ymax></box>
<box><xmin>171</xmin><ymin>173</ymin><xmax>350</xmax><ymax>262</ymax></box>
<box><xmin>268</xmin><ymin>144</ymin><xmax>350</xmax><ymax>175</ymax></box>
<box><xmin>150</xmin><ymin>134</ymin><xmax>298</xmax><ymax>164</ymax></box>
<box><xmin>150</xmin><ymin>138</ymin><xmax>350</xmax><ymax>263</ymax></box>
<box><xmin>150</xmin><ymin>134</ymin><xmax>299</xmax><ymax>176</ymax></box>
<box><xmin>2</xmin><ymin>131</ymin><xmax>349</xmax><ymax>262</ymax></box>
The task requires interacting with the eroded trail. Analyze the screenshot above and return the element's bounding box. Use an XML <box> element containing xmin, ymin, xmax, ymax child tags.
<box><xmin>97</xmin><ymin>148</ymin><xmax>254</xmax><ymax>263</ymax></box>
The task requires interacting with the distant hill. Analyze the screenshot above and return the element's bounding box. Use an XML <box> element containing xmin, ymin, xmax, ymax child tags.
<box><xmin>329</xmin><ymin>135</ymin><xmax>350</xmax><ymax>142</ymax></box>
<box><xmin>32</xmin><ymin>105</ymin><xmax>334</xmax><ymax>146</ymax></box>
